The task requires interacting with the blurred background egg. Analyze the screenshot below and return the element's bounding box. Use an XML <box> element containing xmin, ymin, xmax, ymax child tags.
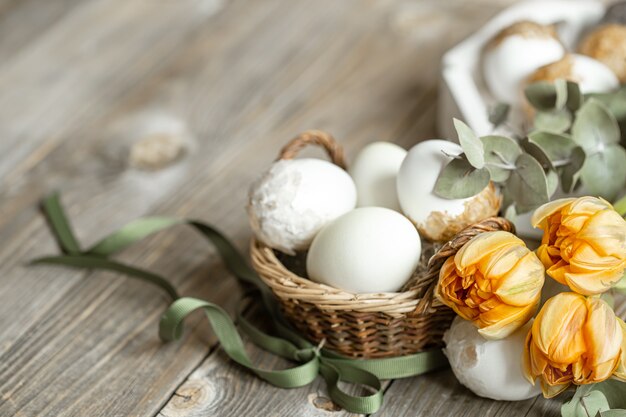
<box><xmin>579</xmin><ymin>24</ymin><xmax>626</xmax><ymax>83</ymax></box>
<box><xmin>444</xmin><ymin>317</ymin><xmax>541</xmax><ymax>401</ymax></box>
<box><xmin>483</xmin><ymin>21</ymin><xmax>565</xmax><ymax>105</ymax></box>
<box><xmin>306</xmin><ymin>207</ymin><xmax>421</xmax><ymax>293</ymax></box>
<box><xmin>248</xmin><ymin>158</ymin><xmax>356</xmax><ymax>255</ymax></box>
<box><xmin>526</xmin><ymin>53</ymin><xmax>619</xmax><ymax>94</ymax></box>
<box><xmin>349</xmin><ymin>141</ymin><xmax>407</xmax><ymax>211</ymax></box>
<box><xmin>396</xmin><ymin>140</ymin><xmax>500</xmax><ymax>242</ymax></box>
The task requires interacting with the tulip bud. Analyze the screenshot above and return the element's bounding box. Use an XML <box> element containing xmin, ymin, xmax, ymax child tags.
<box><xmin>436</xmin><ymin>231</ymin><xmax>545</xmax><ymax>339</ymax></box>
<box><xmin>523</xmin><ymin>292</ymin><xmax>626</xmax><ymax>397</ymax></box>
<box><xmin>532</xmin><ymin>196</ymin><xmax>626</xmax><ymax>296</ymax></box>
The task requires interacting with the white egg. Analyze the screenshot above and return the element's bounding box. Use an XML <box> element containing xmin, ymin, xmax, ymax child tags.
<box><xmin>444</xmin><ymin>317</ymin><xmax>541</xmax><ymax>401</ymax></box>
<box><xmin>483</xmin><ymin>21</ymin><xmax>565</xmax><ymax>104</ymax></box>
<box><xmin>349</xmin><ymin>142</ymin><xmax>407</xmax><ymax>211</ymax></box>
<box><xmin>396</xmin><ymin>140</ymin><xmax>500</xmax><ymax>242</ymax></box>
<box><xmin>527</xmin><ymin>54</ymin><xmax>619</xmax><ymax>95</ymax></box>
<box><xmin>306</xmin><ymin>207</ymin><xmax>421</xmax><ymax>293</ymax></box>
<box><xmin>248</xmin><ymin>158</ymin><xmax>356</xmax><ymax>255</ymax></box>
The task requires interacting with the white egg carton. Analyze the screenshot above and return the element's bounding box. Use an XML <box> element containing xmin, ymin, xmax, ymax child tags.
<box><xmin>437</xmin><ymin>0</ymin><xmax>605</xmax><ymax>139</ymax></box>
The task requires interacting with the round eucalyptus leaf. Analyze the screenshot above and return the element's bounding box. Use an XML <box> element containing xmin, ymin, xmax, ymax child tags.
<box><xmin>453</xmin><ymin>118</ymin><xmax>485</xmax><ymax>169</ymax></box>
<box><xmin>587</xmin><ymin>86</ymin><xmax>626</xmax><ymax>143</ymax></box>
<box><xmin>572</xmin><ymin>99</ymin><xmax>620</xmax><ymax>152</ymax></box>
<box><xmin>524</xmin><ymin>81</ymin><xmax>558</xmax><ymax>111</ymax></box>
<box><xmin>546</xmin><ymin>169</ymin><xmax>559</xmax><ymax>197</ymax></box>
<box><xmin>554</xmin><ymin>79</ymin><xmax>568</xmax><ymax>110</ymax></box>
<box><xmin>520</xmin><ymin>137</ymin><xmax>553</xmax><ymax>170</ymax></box>
<box><xmin>507</xmin><ymin>153</ymin><xmax>550</xmax><ymax>210</ymax></box>
<box><xmin>488</xmin><ymin>103</ymin><xmax>510</xmax><ymax>128</ymax></box>
<box><xmin>528</xmin><ymin>131</ymin><xmax>576</xmax><ymax>162</ymax></box>
<box><xmin>434</xmin><ymin>158</ymin><xmax>491</xmax><ymax>199</ymax></box>
<box><xmin>480</xmin><ymin>135</ymin><xmax>522</xmax><ymax>182</ymax></box>
<box><xmin>565</xmin><ymin>81</ymin><xmax>583</xmax><ymax>112</ymax></box>
<box><xmin>560</xmin><ymin>146</ymin><xmax>585</xmax><ymax>193</ymax></box>
<box><xmin>580</xmin><ymin>145</ymin><xmax>626</xmax><ymax>201</ymax></box>
<box><xmin>503</xmin><ymin>204</ymin><xmax>517</xmax><ymax>222</ymax></box>
<box><xmin>533</xmin><ymin>109</ymin><xmax>572</xmax><ymax>133</ymax></box>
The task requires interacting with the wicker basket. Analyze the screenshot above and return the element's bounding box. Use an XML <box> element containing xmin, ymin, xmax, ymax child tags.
<box><xmin>250</xmin><ymin>130</ymin><xmax>514</xmax><ymax>358</ymax></box>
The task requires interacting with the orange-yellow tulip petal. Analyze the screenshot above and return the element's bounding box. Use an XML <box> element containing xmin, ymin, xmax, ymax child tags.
<box><xmin>493</xmin><ymin>251</ymin><xmax>545</xmax><ymax>306</ymax></box>
<box><xmin>532</xmin><ymin>196</ymin><xmax>626</xmax><ymax>296</ymax></box>
<box><xmin>478</xmin><ymin>301</ymin><xmax>537</xmax><ymax>339</ymax></box>
<box><xmin>613</xmin><ymin>319</ymin><xmax>626</xmax><ymax>382</ymax></box>
<box><xmin>436</xmin><ymin>231</ymin><xmax>544</xmax><ymax>339</ymax></box>
<box><xmin>524</xmin><ymin>292</ymin><xmax>626</xmax><ymax>398</ymax></box>
<box><xmin>531</xmin><ymin>198</ymin><xmax>576</xmax><ymax>228</ymax></box>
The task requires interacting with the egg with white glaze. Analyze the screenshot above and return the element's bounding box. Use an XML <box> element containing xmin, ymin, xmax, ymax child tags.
<box><xmin>248</xmin><ymin>158</ymin><xmax>356</xmax><ymax>255</ymax></box>
<box><xmin>349</xmin><ymin>142</ymin><xmax>407</xmax><ymax>211</ymax></box>
<box><xmin>444</xmin><ymin>317</ymin><xmax>541</xmax><ymax>401</ymax></box>
<box><xmin>396</xmin><ymin>140</ymin><xmax>500</xmax><ymax>242</ymax></box>
<box><xmin>306</xmin><ymin>207</ymin><xmax>421</xmax><ymax>293</ymax></box>
<box><xmin>526</xmin><ymin>53</ymin><xmax>619</xmax><ymax>94</ymax></box>
<box><xmin>483</xmin><ymin>21</ymin><xmax>565</xmax><ymax>105</ymax></box>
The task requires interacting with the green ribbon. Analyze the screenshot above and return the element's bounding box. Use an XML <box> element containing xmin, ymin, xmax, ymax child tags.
<box><xmin>32</xmin><ymin>193</ymin><xmax>448</xmax><ymax>414</ymax></box>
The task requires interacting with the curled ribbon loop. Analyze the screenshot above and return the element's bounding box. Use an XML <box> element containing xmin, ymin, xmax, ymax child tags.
<box><xmin>32</xmin><ymin>193</ymin><xmax>448</xmax><ymax>414</ymax></box>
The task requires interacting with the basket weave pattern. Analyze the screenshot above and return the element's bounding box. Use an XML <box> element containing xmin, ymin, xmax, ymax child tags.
<box><xmin>250</xmin><ymin>131</ymin><xmax>514</xmax><ymax>358</ymax></box>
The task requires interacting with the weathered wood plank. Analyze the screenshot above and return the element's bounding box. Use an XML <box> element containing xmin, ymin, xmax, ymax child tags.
<box><xmin>157</xmin><ymin>303</ymin><xmax>375</xmax><ymax>417</ymax></box>
<box><xmin>151</xmin><ymin>1</ymin><xmax>530</xmax><ymax>416</ymax></box>
<box><xmin>0</xmin><ymin>0</ymin><xmax>435</xmax><ymax>415</ymax></box>
<box><xmin>375</xmin><ymin>369</ymin><xmax>563</xmax><ymax>417</ymax></box>
<box><xmin>0</xmin><ymin>0</ymin><xmax>591</xmax><ymax>416</ymax></box>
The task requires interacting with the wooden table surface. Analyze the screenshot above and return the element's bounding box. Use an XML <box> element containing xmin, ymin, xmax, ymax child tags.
<box><xmin>0</xmin><ymin>0</ymin><xmax>602</xmax><ymax>416</ymax></box>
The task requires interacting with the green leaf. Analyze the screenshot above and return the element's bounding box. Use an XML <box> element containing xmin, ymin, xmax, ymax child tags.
<box><xmin>614</xmin><ymin>193</ymin><xmax>626</xmax><ymax>217</ymax></box>
<box><xmin>527</xmin><ymin>131</ymin><xmax>586</xmax><ymax>194</ymax></box>
<box><xmin>507</xmin><ymin>153</ymin><xmax>550</xmax><ymax>212</ymax></box>
<box><xmin>566</xmin><ymin>81</ymin><xmax>583</xmax><ymax>112</ymax></box>
<box><xmin>562</xmin><ymin>381</ymin><xmax>626</xmax><ymax>417</ymax></box>
<box><xmin>586</xmin><ymin>86</ymin><xmax>626</xmax><ymax>143</ymax></box>
<box><xmin>561</xmin><ymin>146</ymin><xmax>585</xmax><ymax>193</ymax></box>
<box><xmin>614</xmin><ymin>271</ymin><xmax>626</xmax><ymax>295</ymax></box>
<box><xmin>434</xmin><ymin>158</ymin><xmax>491</xmax><ymax>199</ymax></box>
<box><xmin>488</xmin><ymin>103</ymin><xmax>510</xmax><ymax>127</ymax></box>
<box><xmin>546</xmin><ymin>169</ymin><xmax>559</xmax><ymax>197</ymax></box>
<box><xmin>572</xmin><ymin>99</ymin><xmax>621</xmax><ymax>153</ymax></box>
<box><xmin>525</xmin><ymin>81</ymin><xmax>559</xmax><ymax>111</ymax></box>
<box><xmin>480</xmin><ymin>135</ymin><xmax>522</xmax><ymax>182</ymax></box>
<box><xmin>520</xmin><ymin>137</ymin><xmax>553</xmax><ymax>170</ymax></box>
<box><xmin>555</xmin><ymin>79</ymin><xmax>568</xmax><ymax>110</ymax></box>
<box><xmin>504</xmin><ymin>204</ymin><xmax>517</xmax><ymax>222</ymax></box>
<box><xmin>580</xmin><ymin>145</ymin><xmax>626</xmax><ymax>201</ymax></box>
<box><xmin>454</xmin><ymin>118</ymin><xmax>485</xmax><ymax>169</ymax></box>
<box><xmin>528</xmin><ymin>131</ymin><xmax>577</xmax><ymax>162</ymax></box>
<box><xmin>534</xmin><ymin>109</ymin><xmax>572</xmax><ymax>133</ymax></box>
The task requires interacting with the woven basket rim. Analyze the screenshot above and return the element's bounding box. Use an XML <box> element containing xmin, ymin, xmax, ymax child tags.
<box><xmin>251</xmin><ymin>237</ymin><xmax>448</xmax><ymax>315</ymax></box>
<box><xmin>250</xmin><ymin>130</ymin><xmax>513</xmax><ymax>316</ymax></box>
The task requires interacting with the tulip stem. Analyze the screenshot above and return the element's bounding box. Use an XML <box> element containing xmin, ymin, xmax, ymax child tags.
<box><xmin>614</xmin><ymin>194</ymin><xmax>626</xmax><ymax>218</ymax></box>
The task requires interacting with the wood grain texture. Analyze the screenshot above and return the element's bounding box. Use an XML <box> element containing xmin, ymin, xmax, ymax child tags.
<box><xmin>0</xmin><ymin>0</ymin><xmax>574</xmax><ymax>416</ymax></box>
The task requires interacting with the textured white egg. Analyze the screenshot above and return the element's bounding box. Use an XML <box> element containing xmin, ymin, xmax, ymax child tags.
<box><xmin>444</xmin><ymin>317</ymin><xmax>541</xmax><ymax>401</ymax></box>
<box><xmin>483</xmin><ymin>21</ymin><xmax>565</xmax><ymax>104</ymax></box>
<box><xmin>527</xmin><ymin>53</ymin><xmax>619</xmax><ymax>95</ymax></box>
<box><xmin>349</xmin><ymin>142</ymin><xmax>407</xmax><ymax>211</ymax></box>
<box><xmin>248</xmin><ymin>158</ymin><xmax>357</xmax><ymax>255</ymax></box>
<box><xmin>396</xmin><ymin>140</ymin><xmax>500</xmax><ymax>242</ymax></box>
<box><xmin>306</xmin><ymin>207</ymin><xmax>421</xmax><ymax>293</ymax></box>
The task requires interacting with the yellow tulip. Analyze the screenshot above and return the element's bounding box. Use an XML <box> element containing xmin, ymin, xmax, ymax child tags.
<box><xmin>532</xmin><ymin>196</ymin><xmax>626</xmax><ymax>296</ymax></box>
<box><xmin>436</xmin><ymin>231</ymin><xmax>545</xmax><ymax>339</ymax></box>
<box><xmin>523</xmin><ymin>292</ymin><xmax>626</xmax><ymax>397</ymax></box>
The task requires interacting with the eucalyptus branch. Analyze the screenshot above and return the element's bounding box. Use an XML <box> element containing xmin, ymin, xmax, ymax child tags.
<box><xmin>551</xmin><ymin>159</ymin><xmax>571</xmax><ymax>168</ymax></box>
<box><xmin>441</xmin><ymin>150</ymin><xmax>463</xmax><ymax>160</ymax></box>
<box><xmin>485</xmin><ymin>161</ymin><xmax>516</xmax><ymax>171</ymax></box>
